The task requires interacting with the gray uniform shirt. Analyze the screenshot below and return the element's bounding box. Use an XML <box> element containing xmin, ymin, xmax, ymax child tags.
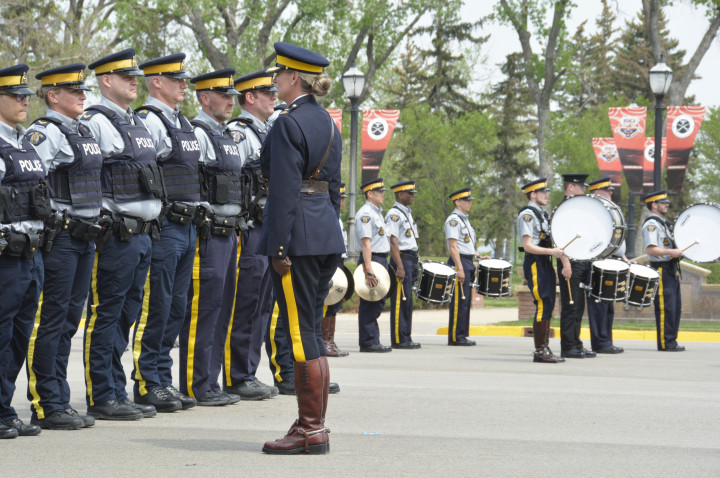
<box><xmin>79</xmin><ymin>95</ymin><xmax>162</xmax><ymax>222</ymax></box>
<box><xmin>642</xmin><ymin>213</ymin><xmax>674</xmax><ymax>262</ymax></box>
<box><xmin>25</xmin><ymin>109</ymin><xmax>100</xmax><ymax>218</ymax></box>
<box><xmin>516</xmin><ymin>201</ymin><xmax>550</xmax><ymax>246</ymax></box>
<box><xmin>445</xmin><ymin>208</ymin><xmax>476</xmax><ymax>255</ymax></box>
<box><xmin>192</xmin><ymin>110</ymin><xmax>242</xmax><ymax>217</ymax></box>
<box><xmin>0</xmin><ymin>121</ymin><xmax>44</xmax><ymax>234</ymax></box>
<box><xmin>339</xmin><ymin>216</ymin><xmax>348</xmax><ymax>259</ymax></box>
<box><xmin>355</xmin><ymin>201</ymin><xmax>390</xmax><ymax>254</ymax></box>
<box><xmin>385</xmin><ymin>202</ymin><xmax>418</xmax><ymax>252</ymax></box>
<box><xmin>227</xmin><ymin>110</ymin><xmax>266</xmax><ymax>163</ymax></box>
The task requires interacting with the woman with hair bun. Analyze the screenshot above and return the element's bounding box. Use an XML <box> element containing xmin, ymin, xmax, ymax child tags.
<box><xmin>258</xmin><ymin>42</ymin><xmax>344</xmax><ymax>455</ymax></box>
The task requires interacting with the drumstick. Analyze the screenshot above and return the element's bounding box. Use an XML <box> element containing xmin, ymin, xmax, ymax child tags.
<box><xmin>566</xmin><ymin>279</ymin><xmax>574</xmax><ymax>305</ymax></box>
<box><xmin>680</xmin><ymin>241</ymin><xmax>699</xmax><ymax>254</ymax></box>
<box><xmin>398</xmin><ymin>276</ymin><xmax>406</xmax><ymax>301</ymax></box>
<box><xmin>561</xmin><ymin>233</ymin><xmax>582</xmax><ymax>251</ymax></box>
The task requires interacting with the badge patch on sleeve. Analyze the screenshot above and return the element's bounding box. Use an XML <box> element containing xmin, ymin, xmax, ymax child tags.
<box><xmin>232</xmin><ymin>131</ymin><xmax>245</xmax><ymax>144</ymax></box>
<box><xmin>449</xmin><ymin>219</ymin><xmax>458</xmax><ymax>227</ymax></box>
<box><xmin>523</xmin><ymin>214</ymin><xmax>533</xmax><ymax>222</ymax></box>
<box><xmin>26</xmin><ymin>131</ymin><xmax>47</xmax><ymax>146</ymax></box>
<box><xmin>360</xmin><ymin>216</ymin><xmax>371</xmax><ymax>223</ymax></box>
<box><xmin>647</xmin><ymin>225</ymin><xmax>656</xmax><ymax>232</ymax></box>
<box><xmin>390</xmin><ymin>214</ymin><xmax>399</xmax><ymax>222</ymax></box>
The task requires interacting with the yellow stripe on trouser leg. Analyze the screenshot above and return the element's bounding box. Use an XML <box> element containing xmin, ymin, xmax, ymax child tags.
<box><xmin>394</xmin><ymin>279</ymin><xmax>401</xmax><ymax>343</ymax></box>
<box><xmin>28</xmin><ymin>293</ymin><xmax>44</xmax><ymax>418</ymax></box>
<box><xmin>658</xmin><ymin>266</ymin><xmax>665</xmax><ymax>350</ymax></box>
<box><xmin>132</xmin><ymin>270</ymin><xmax>151</xmax><ymax>395</ymax></box>
<box><xmin>223</xmin><ymin>241</ymin><xmax>242</xmax><ymax>386</ymax></box>
<box><xmin>186</xmin><ymin>240</ymin><xmax>202</xmax><ymax>397</ymax></box>
<box><xmin>85</xmin><ymin>254</ymin><xmax>100</xmax><ymax>406</ymax></box>
<box><xmin>282</xmin><ymin>270</ymin><xmax>306</xmax><ymax>362</ymax></box>
<box><xmin>452</xmin><ymin>272</ymin><xmax>459</xmax><ymax>342</ymax></box>
<box><xmin>269</xmin><ymin>302</ymin><xmax>282</xmax><ymax>382</ymax></box>
<box><xmin>531</xmin><ymin>262</ymin><xmax>543</xmax><ymax>322</ymax></box>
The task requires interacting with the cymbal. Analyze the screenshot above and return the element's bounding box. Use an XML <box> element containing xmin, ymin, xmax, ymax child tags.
<box><xmin>325</xmin><ymin>266</ymin><xmax>349</xmax><ymax>306</ymax></box>
<box><xmin>353</xmin><ymin>260</ymin><xmax>391</xmax><ymax>302</ymax></box>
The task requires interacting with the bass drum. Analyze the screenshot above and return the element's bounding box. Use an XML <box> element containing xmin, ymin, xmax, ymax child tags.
<box><xmin>551</xmin><ymin>195</ymin><xmax>625</xmax><ymax>261</ymax></box>
<box><xmin>674</xmin><ymin>203</ymin><xmax>720</xmax><ymax>263</ymax></box>
<box><xmin>324</xmin><ymin>263</ymin><xmax>354</xmax><ymax>306</ymax></box>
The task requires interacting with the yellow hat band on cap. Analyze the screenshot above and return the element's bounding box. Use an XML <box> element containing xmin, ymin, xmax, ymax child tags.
<box><xmin>589</xmin><ymin>180</ymin><xmax>611</xmax><ymax>191</ymax></box>
<box><xmin>524</xmin><ymin>182</ymin><xmax>548</xmax><ymax>194</ymax></box>
<box><xmin>451</xmin><ymin>191</ymin><xmax>472</xmax><ymax>201</ymax></box>
<box><xmin>196</xmin><ymin>77</ymin><xmax>234</xmax><ymax>90</ymax></box>
<box><xmin>0</xmin><ymin>75</ymin><xmax>25</xmax><ymax>87</ymax></box>
<box><xmin>362</xmin><ymin>182</ymin><xmax>384</xmax><ymax>192</ymax></box>
<box><xmin>392</xmin><ymin>184</ymin><xmax>415</xmax><ymax>193</ymax></box>
<box><xmin>645</xmin><ymin>193</ymin><xmax>667</xmax><ymax>203</ymax></box>
<box><xmin>41</xmin><ymin>72</ymin><xmax>83</xmax><ymax>86</ymax></box>
<box><xmin>143</xmin><ymin>62</ymin><xmax>184</xmax><ymax>75</ymax></box>
<box><xmin>276</xmin><ymin>55</ymin><xmax>323</xmax><ymax>74</ymax></box>
<box><xmin>339</xmin><ymin>188</ymin><xmax>345</xmax><ymax>194</ymax></box>
<box><xmin>94</xmin><ymin>59</ymin><xmax>137</xmax><ymax>74</ymax></box>
<box><xmin>235</xmin><ymin>77</ymin><xmax>274</xmax><ymax>91</ymax></box>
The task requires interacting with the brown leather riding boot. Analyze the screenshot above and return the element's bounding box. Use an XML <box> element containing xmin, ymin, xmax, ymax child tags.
<box><xmin>262</xmin><ymin>359</ymin><xmax>330</xmax><ymax>454</ymax></box>
<box><xmin>533</xmin><ymin>321</ymin><xmax>564</xmax><ymax>363</ymax></box>
<box><xmin>325</xmin><ymin>316</ymin><xmax>348</xmax><ymax>357</ymax></box>
<box><xmin>321</xmin><ymin>315</ymin><xmax>335</xmax><ymax>355</ymax></box>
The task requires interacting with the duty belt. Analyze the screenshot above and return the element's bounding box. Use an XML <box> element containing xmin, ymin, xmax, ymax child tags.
<box><xmin>1</xmin><ymin>231</ymin><xmax>44</xmax><ymax>259</ymax></box>
<box><xmin>460</xmin><ymin>254</ymin><xmax>475</xmax><ymax>261</ymax></box>
<box><xmin>400</xmin><ymin>250</ymin><xmax>418</xmax><ymax>261</ymax></box>
<box><xmin>299</xmin><ymin>179</ymin><xmax>328</xmax><ymax>195</ymax></box>
<box><xmin>210</xmin><ymin>214</ymin><xmax>239</xmax><ymax>236</ymax></box>
<box><xmin>165</xmin><ymin>202</ymin><xmax>199</xmax><ymax>225</ymax></box>
<box><xmin>371</xmin><ymin>252</ymin><xmax>388</xmax><ymax>259</ymax></box>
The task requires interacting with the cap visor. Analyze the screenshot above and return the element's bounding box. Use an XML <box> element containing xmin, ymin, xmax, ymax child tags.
<box><xmin>5</xmin><ymin>86</ymin><xmax>35</xmax><ymax>95</ymax></box>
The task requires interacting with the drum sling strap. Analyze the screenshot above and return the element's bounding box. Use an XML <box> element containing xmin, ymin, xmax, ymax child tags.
<box><xmin>518</xmin><ymin>206</ymin><xmax>550</xmax><ymax>252</ymax></box>
<box><xmin>389</xmin><ymin>206</ymin><xmax>417</xmax><ymax>240</ymax></box>
<box><xmin>301</xmin><ymin>117</ymin><xmax>334</xmax><ymax>194</ymax></box>
<box><xmin>643</xmin><ymin>215</ymin><xmax>681</xmax><ymax>278</ymax></box>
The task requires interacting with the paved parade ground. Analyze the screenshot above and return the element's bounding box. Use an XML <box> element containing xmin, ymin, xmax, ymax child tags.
<box><xmin>6</xmin><ymin>309</ymin><xmax>720</xmax><ymax>477</ymax></box>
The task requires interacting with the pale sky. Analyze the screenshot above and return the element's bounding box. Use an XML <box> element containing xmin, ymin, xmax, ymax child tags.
<box><xmin>462</xmin><ymin>1</ymin><xmax>720</xmax><ymax>108</ymax></box>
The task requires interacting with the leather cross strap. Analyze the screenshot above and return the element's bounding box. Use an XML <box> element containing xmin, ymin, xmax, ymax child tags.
<box><xmin>309</xmin><ymin>116</ymin><xmax>335</xmax><ymax>180</ymax></box>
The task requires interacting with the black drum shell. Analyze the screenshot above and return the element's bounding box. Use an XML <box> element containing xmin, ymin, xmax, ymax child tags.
<box><xmin>416</xmin><ymin>263</ymin><xmax>456</xmax><ymax>304</ymax></box>
<box><xmin>589</xmin><ymin>263</ymin><xmax>628</xmax><ymax>302</ymax></box>
<box><xmin>626</xmin><ymin>273</ymin><xmax>659</xmax><ymax>307</ymax></box>
<box><xmin>475</xmin><ymin>263</ymin><xmax>511</xmax><ymax>297</ymax></box>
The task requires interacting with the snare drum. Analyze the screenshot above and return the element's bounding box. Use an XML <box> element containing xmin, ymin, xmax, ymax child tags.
<box><xmin>551</xmin><ymin>195</ymin><xmax>626</xmax><ymax>260</ymax></box>
<box><xmin>625</xmin><ymin>264</ymin><xmax>660</xmax><ymax>308</ymax></box>
<box><xmin>474</xmin><ymin>259</ymin><xmax>512</xmax><ymax>297</ymax></box>
<box><xmin>416</xmin><ymin>261</ymin><xmax>456</xmax><ymax>304</ymax></box>
<box><xmin>674</xmin><ymin>203</ymin><xmax>720</xmax><ymax>263</ymax></box>
<box><xmin>589</xmin><ymin>259</ymin><xmax>629</xmax><ymax>302</ymax></box>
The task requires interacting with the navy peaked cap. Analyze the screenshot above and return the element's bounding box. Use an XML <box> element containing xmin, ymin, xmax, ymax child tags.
<box><xmin>234</xmin><ymin>70</ymin><xmax>277</xmax><ymax>93</ymax></box>
<box><xmin>139</xmin><ymin>53</ymin><xmax>189</xmax><ymax>79</ymax></box>
<box><xmin>36</xmin><ymin>63</ymin><xmax>91</xmax><ymax>91</ymax></box>
<box><xmin>562</xmin><ymin>173</ymin><xmax>589</xmax><ymax>186</ymax></box>
<box><xmin>89</xmin><ymin>48</ymin><xmax>143</xmax><ymax>76</ymax></box>
<box><xmin>271</xmin><ymin>42</ymin><xmax>330</xmax><ymax>74</ymax></box>
<box><xmin>0</xmin><ymin>64</ymin><xmax>34</xmax><ymax>95</ymax></box>
<box><xmin>191</xmin><ymin>68</ymin><xmax>240</xmax><ymax>94</ymax></box>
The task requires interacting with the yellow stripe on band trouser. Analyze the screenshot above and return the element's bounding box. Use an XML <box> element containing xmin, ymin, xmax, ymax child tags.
<box><xmin>85</xmin><ymin>254</ymin><xmax>100</xmax><ymax>406</ymax></box>
<box><xmin>394</xmin><ymin>279</ymin><xmax>401</xmax><ymax>343</ymax></box>
<box><xmin>186</xmin><ymin>240</ymin><xmax>202</xmax><ymax>397</ymax></box>
<box><xmin>531</xmin><ymin>262</ymin><xmax>543</xmax><ymax>322</ymax></box>
<box><xmin>28</xmin><ymin>293</ymin><xmax>44</xmax><ymax>418</ymax></box>
<box><xmin>281</xmin><ymin>270</ymin><xmax>306</xmax><ymax>362</ymax></box>
<box><xmin>269</xmin><ymin>302</ymin><xmax>282</xmax><ymax>382</ymax></box>
<box><xmin>452</xmin><ymin>272</ymin><xmax>459</xmax><ymax>342</ymax></box>
<box><xmin>658</xmin><ymin>267</ymin><xmax>665</xmax><ymax>349</ymax></box>
<box><xmin>132</xmin><ymin>270</ymin><xmax>151</xmax><ymax>396</ymax></box>
<box><xmin>224</xmin><ymin>240</ymin><xmax>242</xmax><ymax>386</ymax></box>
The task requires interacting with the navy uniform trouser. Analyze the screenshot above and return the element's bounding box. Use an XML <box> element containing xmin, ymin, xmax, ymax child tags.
<box><xmin>447</xmin><ymin>256</ymin><xmax>475</xmax><ymax>343</ymax></box>
<box><xmin>523</xmin><ymin>253</ymin><xmax>555</xmax><ymax>324</ymax></box>
<box><xmin>265</xmin><ymin>298</ymin><xmax>294</xmax><ymax>385</ymax></box>
<box><xmin>652</xmin><ymin>262</ymin><xmax>682</xmax><ymax>350</ymax></box>
<box><xmin>587</xmin><ymin>298</ymin><xmax>615</xmax><ymax>350</ymax></box>
<box><xmin>557</xmin><ymin>259</ymin><xmax>590</xmax><ymax>352</ymax></box>
<box><xmin>389</xmin><ymin>256</ymin><xmax>419</xmax><ymax>344</ymax></box>
<box><xmin>271</xmin><ymin>254</ymin><xmax>338</xmax><ymax>362</ymax></box>
<box><xmin>85</xmin><ymin>233</ymin><xmax>152</xmax><ymax>405</ymax></box>
<box><xmin>132</xmin><ymin>220</ymin><xmax>196</xmax><ymax>397</ymax></box>
<box><xmin>0</xmin><ymin>252</ymin><xmax>43</xmax><ymax>420</ymax></box>
<box><xmin>357</xmin><ymin>254</ymin><xmax>389</xmax><ymax>347</ymax></box>
<box><xmin>27</xmin><ymin>231</ymin><xmax>93</xmax><ymax>419</ymax></box>
<box><xmin>223</xmin><ymin>227</ymin><xmax>272</xmax><ymax>387</ymax></box>
<box><xmin>180</xmin><ymin>233</ymin><xmax>237</xmax><ymax>398</ymax></box>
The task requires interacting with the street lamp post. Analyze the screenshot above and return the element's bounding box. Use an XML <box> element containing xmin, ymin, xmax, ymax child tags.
<box><xmin>648</xmin><ymin>57</ymin><xmax>673</xmax><ymax>191</ymax></box>
<box><xmin>342</xmin><ymin>65</ymin><xmax>366</xmax><ymax>260</ymax></box>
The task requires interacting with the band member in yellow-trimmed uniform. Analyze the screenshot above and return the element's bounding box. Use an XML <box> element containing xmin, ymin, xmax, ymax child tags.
<box><xmin>642</xmin><ymin>190</ymin><xmax>685</xmax><ymax>352</ymax></box>
<box><xmin>517</xmin><ymin>178</ymin><xmax>567</xmax><ymax>363</ymax></box>
<box><xmin>258</xmin><ymin>42</ymin><xmax>344</xmax><ymax>455</ymax></box>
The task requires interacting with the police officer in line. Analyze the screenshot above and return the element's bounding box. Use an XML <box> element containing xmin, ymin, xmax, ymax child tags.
<box><xmin>222</xmin><ymin>70</ymin><xmax>279</xmax><ymax>401</ymax></box>
<box><xmin>642</xmin><ymin>190</ymin><xmax>685</xmax><ymax>352</ymax></box>
<box><xmin>179</xmin><ymin>68</ymin><xmax>243</xmax><ymax>406</ymax></box>
<box><xmin>24</xmin><ymin>63</ymin><xmax>100</xmax><ymax>430</ymax></box>
<box><xmin>517</xmin><ymin>178</ymin><xmax>567</xmax><ymax>363</ymax></box>
<box><xmin>130</xmin><ymin>53</ymin><xmax>200</xmax><ymax>412</ymax></box>
<box><xmin>586</xmin><ymin>177</ymin><xmax>627</xmax><ymax>354</ymax></box>
<box><xmin>355</xmin><ymin>177</ymin><xmax>392</xmax><ymax>353</ymax></box>
<box><xmin>259</xmin><ymin>42</ymin><xmax>344</xmax><ymax>455</ymax></box>
<box><xmin>81</xmin><ymin>49</ymin><xmax>162</xmax><ymax>420</ymax></box>
<box><xmin>445</xmin><ymin>188</ymin><xmax>479</xmax><ymax>346</ymax></box>
<box><xmin>556</xmin><ymin>173</ymin><xmax>596</xmax><ymax>359</ymax></box>
<box><xmin>386</xmin><ymin>181</ymin><xmax>421</xmax><ymax>349</ymax></box>
<box><xmin>321</xmin><ymin>182</ymin><xmax>350</xmax><ymax>356</ymax></box>
<box><xmin>0</xmin><ymin>64</ymin><xmax>45</xmax><ymax>439</ymax></box>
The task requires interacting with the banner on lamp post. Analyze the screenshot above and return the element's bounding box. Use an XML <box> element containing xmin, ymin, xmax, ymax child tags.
<box><xmin>608</xmin><ymin>106</ymin><xmax>647</xmax><ymax>194</ymax></box>
<box><xmin>591</xmin><ymin>138</ymin><xmax>623</xmax><ymax>203</ymax></box>
<box><xmin>665</xmin><ymin>106</ymin><xmax>706</xmax><ymax>194</ymax></box>
<box><xmin>642</xmin><ymin>137</ymin><xmax>667</xmax><ymax>193</ymax></box>
<box><xmin>360</xmin><ymin>109</ymin><xmax>400</xmax><ymax>184</ymax></box>
<box><xmin>326</xmin><ymin>109</ymin><xmax>342</xmax><ymax>132</ymax></box>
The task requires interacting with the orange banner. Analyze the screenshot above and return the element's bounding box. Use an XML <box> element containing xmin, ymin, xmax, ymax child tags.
<box><xmin>608</xmin><ymin>106</ymin><xmax>647</xmax><ymax>194</ymax></box>
<box><xmin>361</xmin><ymin>109</ymin><xmax>400</xmax><ymax>184</ymax></box>
<box><xmin>326</xmin><ymin>109</ymin><xmax>342</xmax><ymax>132</ymax></box>
<box><xmin>642</xmin><ymin>137</ymin><xmax>667</xmax><ymax>193</ymax></box>
<box><xmin>591</xmin><ymin>138</ymin><xmax>623</xmax><ymax>203</ymax></box>
<box><xmin>665</xmin><ymin>106</ymin><xmax>705</xmax><ymax>193</ymax></box>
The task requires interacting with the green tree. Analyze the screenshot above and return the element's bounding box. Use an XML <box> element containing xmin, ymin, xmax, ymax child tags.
<box><xmin>689</xmin><ymin>107</ymin><xmax>720</xmax><ymax>203</ymax></box>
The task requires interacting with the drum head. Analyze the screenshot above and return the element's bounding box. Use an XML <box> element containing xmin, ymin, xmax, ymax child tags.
<box><xmin>551</xmin><ymin>196</ymin><xmax>617</xmax><ymax>260</ymax></box>
<box><xmin>422</xmin><ymin>261</ymin><xmax>457</xmax><ymax>277</ymax></box>
<box><xmin>353</xmin><ymin>261</ymin><xmax>391</xmax><ymax>302</ymax></box>
<box><xmin>629</xmin><ymin>263</ymin><xmax>659</xmax><ymax>279</ymax></box>
<box><xmin>325</xmin><ymin>266</ymin><xmax>348</xmax><ymax>305</ymax></box>
<box><xmin>592</xmin><ymin>259</ymin><xmax>629</xmax><ymax>272</ymax></box>
<box><xmin>478</xmin><ymin>258</ymin><xmax>512</xmax><ymax>270</ymax></box>
<box><xmin>674</xmin><ymin>203</ymin><xmax>720</xmax><ymax>263</ymax></box>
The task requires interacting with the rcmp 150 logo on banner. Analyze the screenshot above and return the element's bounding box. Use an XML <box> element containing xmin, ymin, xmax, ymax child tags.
<box><xmin>361</xmin><ymin>110</ymin><xmax>400</xmax><ymax>184</ymax></box>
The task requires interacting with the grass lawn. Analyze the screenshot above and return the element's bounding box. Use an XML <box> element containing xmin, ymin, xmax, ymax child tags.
<box><xmin>489</xmin><ymin>317</ymin><xmax>720</xmax><ymax>332</ymax></box>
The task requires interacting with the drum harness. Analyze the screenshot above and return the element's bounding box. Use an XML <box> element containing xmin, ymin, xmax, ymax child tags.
<box><xmin>389</xmin><ymin>206</ymin><xmax>418</xmax><ymax>262</ymax></box>
<box><xmin>643</xmin><ymin>215</ymin><xmax>681</xmax><ymax>278</ymax></box>
<box><xmin>517</xmin><ymin>206</ymin><xmax>552</xmax><ymax>252</ymax></box>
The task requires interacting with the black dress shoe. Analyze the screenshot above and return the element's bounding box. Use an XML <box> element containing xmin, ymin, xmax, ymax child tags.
<box><xmin>660</xmin><ymin>345</ymin><xmax>686</xmax><ymax>351</ymax></box>
<box><xmin>329</xmin><ymin>382</ymin><xmax>340</xmax><ymax>394</ymax></box>
<box><xmin>0</xmin><ymin>423</ymin><xmax>18</xmax><ymax>439</ymax></box>
<box><xmin>392</xmin><ymin>341</ymin><xmax>422</xmax><ymax>349</ymax></box>
<box><xmin>87</xmin><ymin>400</ymin><xmax>143</xmax><ymax>421</ymax></box>
<box><xmin>561</xmin><ymin>348</ymin><xmax>585</xmax><ymax>359</ymax></box>
<box><xmin>581</xmin><ymin>348</ymin><xmax>597</xmax><ymax>358</ymax></box>
<box><xmin>359</xmin><ymin>343</ymin><xmax>392</xmax><ymax>353</ymax></box>
<box><xmin>274</xmin><ymin>379</ymin><xmax>295</xmax><ymax>395</ymax></box>
<box><xmin>165</xmin><ymin>386</ymin><xmax>197</xmax><ymax>410</ymax></box>
<box><xmin>218</xmin><ymin>390</ymin><xmax>241</xmax><ymax>405</ymax></box>
<box><xmin>448</xmin><ymin>338</ymin><xmax>476</xmax><ymax>346</ymax></box>
<box><xmin>595</xmin><ymin>345</ymin><xmax>624</xmax><ymax>354</ymax></box>
<box><xmin>196</xmin><ymin>390</ymin><xmax>229</xmax><ymax>406</ymax></box>
<box><xmin>31</xmin><ymin>409</ymin><xmax>84</xmax><ymax>430</ymax></box>
<box><xmin>225</xmin><ymin>380</ymin><xmax>273</xmax><ymax>400</ymax></box>
<box><xmin>135</xmin><ymin>387</ymin><xmax>182</xmax><ymax>412</ymax></box>
<box><xmin>120</xmin><ymin>399</ymin><xmax>157</xmax><ymax>418</ymax></box>
<box><xmin>2</xmin><ymin>418</ymin><xmax>41</xmax><ymax>436</ymax></box>
<box><xmin>66</xmin><ymin>408</ymin><xmax>94</xmax><ymax>428</ymax></box>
